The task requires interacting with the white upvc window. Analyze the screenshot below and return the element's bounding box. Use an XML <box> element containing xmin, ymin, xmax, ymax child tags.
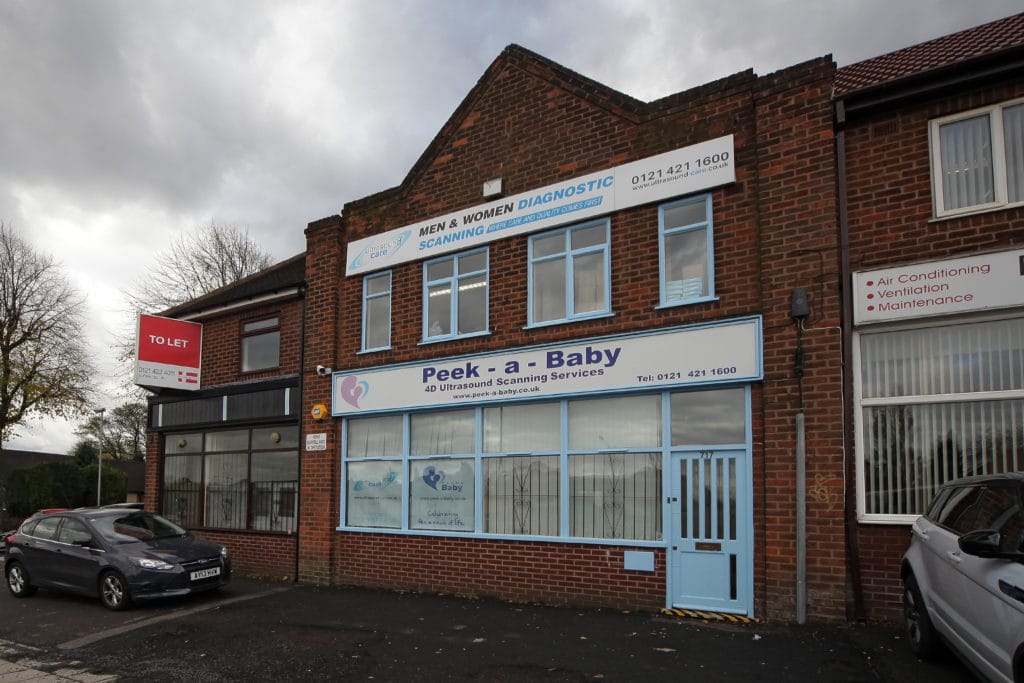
<box><xmin>528</xmin><ymin>218</ymin><xmax>610</xmax><ymax>326</ymax></box>
<box><xmin>930</xmin><ymin>98</ymin><xmax>1024</xmax><ymax>217</ymax></box>
<box><xmin>854</xmin><ymin>315</ymin><xmax>1024</xmax><ymax>523</ymax></box>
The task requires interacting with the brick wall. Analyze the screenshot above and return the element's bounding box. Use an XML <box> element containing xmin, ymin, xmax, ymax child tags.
<box><xmin>200</xmin><ymin>529</ymin><xmax>297</xmax><ymax>579</ymax></box>
<box><xmin>844</xmin><ymin>79</ymin><xmax>1024</xmax><ymax>621</ymax></box>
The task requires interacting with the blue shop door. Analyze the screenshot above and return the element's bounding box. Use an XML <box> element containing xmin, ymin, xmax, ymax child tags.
<box><xmin>669</xmin><ymin>449</ymin><xmax>752</xmax><ymax>615</ymax></box>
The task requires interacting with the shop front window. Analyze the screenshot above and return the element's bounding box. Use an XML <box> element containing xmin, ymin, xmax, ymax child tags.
<box><xmin>161</xmin><ymin>425</ymin><xmax>298</xmax><ymax>532</ymax></box>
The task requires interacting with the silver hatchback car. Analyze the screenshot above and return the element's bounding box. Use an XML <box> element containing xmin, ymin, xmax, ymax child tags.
<box><xmin>902</xmin><ymin>473</ymin><xmax>1024</xmax><ymax>682</ymax></box>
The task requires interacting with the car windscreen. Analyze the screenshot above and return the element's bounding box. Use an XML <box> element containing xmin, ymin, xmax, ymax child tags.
<box><xmin>91</xmin><ymin>513</ymin><xmax>188</xmax><ymax>544</ymax></box>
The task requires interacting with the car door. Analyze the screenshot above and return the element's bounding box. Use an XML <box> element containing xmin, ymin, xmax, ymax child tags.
<box><xmin>52</xmin><ymin>517</ymin><xmax>104</xmax><ymax>595</ymax></box>
<box><xmin>950</xmin><ymin>483</ymin><xmax>1024</xmax><ymax>683</ymax></box>
<box><xmin>20</xmin><ymin>515</ymin><xmax>63</xmax><ymax>586</ymax></box>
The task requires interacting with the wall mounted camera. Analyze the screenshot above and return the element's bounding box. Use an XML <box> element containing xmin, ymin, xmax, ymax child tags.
<box><xmin>315</xmin><ymin>365</ymin><xmax>333</xmax><ymax>376</ymax></box>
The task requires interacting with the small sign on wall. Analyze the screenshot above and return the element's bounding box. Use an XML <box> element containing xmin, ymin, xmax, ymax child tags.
<box><xmin>305</xmin><ymin>433</ymin><xmax>327</xmax><ymax>451</ymax></box>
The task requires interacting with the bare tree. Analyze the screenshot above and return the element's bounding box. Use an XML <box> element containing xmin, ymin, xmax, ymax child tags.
<box><xmin>124</xmin><ymin>222</ymin><xmax>274</xmax><ymax>314</ymax></box>
<box><xmin>74</xmin><ymin>400</ymin><xmax>148</xmax><ymax>461</ymax></box>
<box><xmin>115</xmin><ymin>222</ymin><xmax>274</xmax><ymax>387</ymax></box>
<box><xmin>0</xmin><ymin>222</ymin><xmax>94</xmax><ymax>449</ymax></box>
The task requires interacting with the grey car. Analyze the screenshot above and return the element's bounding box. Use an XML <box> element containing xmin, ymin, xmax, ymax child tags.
<box><xmin>901</xmin><ymin>473</ymin><xmax>1024</xmax><ymax>683</ymax></box>
<box><xmin>4</xmin><ymin>508</ymin><xmax>230</xmax><ymax>610</ymax></box>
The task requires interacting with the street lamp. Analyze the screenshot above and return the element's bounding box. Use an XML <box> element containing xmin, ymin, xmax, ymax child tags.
<box><xmin>94</xmin><ymin>408</ymin><xmax>106</xmax><ymax>506</ymax></box>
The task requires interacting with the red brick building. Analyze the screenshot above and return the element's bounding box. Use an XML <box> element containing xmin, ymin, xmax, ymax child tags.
<box><xmin>835</xmin><ymin>13</ymin><xmax>1024</xmax><ymax>621</ymax></box>
<box><xmin>143</xmin><ymin>14</ymin><xmax>1024</xmax><ymax>623</ymax></box>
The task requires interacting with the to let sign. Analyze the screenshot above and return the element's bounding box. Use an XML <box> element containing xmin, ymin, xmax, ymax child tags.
<box><xmin>134</xmin><ymin>314</ymin><xmax>203</xmax><ymax>390</ymax></box>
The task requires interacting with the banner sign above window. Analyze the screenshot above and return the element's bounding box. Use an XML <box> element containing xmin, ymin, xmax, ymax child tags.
<box><xmin>853</xmin><ymin>248</ymin><xmax>1024</xmax><ymax>325</ymax></box>
<box><xmin>331</xmin><ymin>317</ymin><xmax>761</xmax><ymax>415</ymax></box>
<box><xmin>134</xmin><ymin>314</ymin><xmax>203</xmax><ymax>390</ymax></box>
<box><xmin>345</xmin><ymin>135</ymin><xmax>736</xmax><ymax>276</ymax></box>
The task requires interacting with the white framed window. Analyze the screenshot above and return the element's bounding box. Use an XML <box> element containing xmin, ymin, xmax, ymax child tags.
<box><xmin>528</xmin><ymin>219</ymin><xmax>610</xmax><ymax>326</ymax></box>
<box><xmin>659</xmin><ymin>194</ymin><xmax>714</xmax><ymax>306</ymax></box>
<box><xmin>423</xmin><ymin>249</ymin><xmax>488</xmax><ymax>341</ymax></box>
<box><xmin>362</xmin><ymin>271</ymin><xmax>391</xmax><ymax>351</ymax></box>
<box><xmin>930</xmin><ymin>98</ymin><xmax>1024</xmax><ymax>217</ymax></box>
<box><xmin>854</xmin><ymin>315</ymin><xmax>1024</xmax><ymax>523</ymax></box>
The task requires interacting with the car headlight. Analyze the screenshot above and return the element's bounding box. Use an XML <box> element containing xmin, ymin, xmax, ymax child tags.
<box><xmin>220</xmin><ymin>546</ymin><xmax>229</xmax><ymax>558</ymax></box>
<box><xmin>135</xmin><ymin>557</ymin><xmax>175</xmax><ymax>570</ymax></box>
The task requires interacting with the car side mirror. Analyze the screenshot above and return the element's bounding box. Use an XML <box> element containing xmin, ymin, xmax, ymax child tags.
<box><xmin>958</xmin><ymin>528</ymin><xmax>1024</xmax><ymax>562</ymax></box>
<box><xmin>72</xmin><ymin>538</ymin><xmax>95</xmax><ymax>548</ymax></box>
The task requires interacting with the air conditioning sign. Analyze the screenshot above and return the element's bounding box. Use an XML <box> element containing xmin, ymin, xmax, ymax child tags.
<box><xmin>134</xmin><ymin>314</ymin><xmax>203</xmax><ymax>390</ymax></box>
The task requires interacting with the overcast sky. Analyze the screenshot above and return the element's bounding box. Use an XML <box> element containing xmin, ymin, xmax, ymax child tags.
<box><xmin>2</xmin><ymin>1</ymin><xmax>1019</xmax><ymax>454</ymax></box>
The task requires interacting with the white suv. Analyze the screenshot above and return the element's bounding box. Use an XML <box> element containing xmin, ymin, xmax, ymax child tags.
<box><xmin>902</xmin><ymin>473</ymin><xmax>1024</xmax><ymax>682</ymax></box>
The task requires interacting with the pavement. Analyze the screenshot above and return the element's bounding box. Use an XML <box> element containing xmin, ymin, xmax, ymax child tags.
<box><xmin>0</xmin><ymin>577</ymin><xmax>975</xmax><ymax>682</ymax></box>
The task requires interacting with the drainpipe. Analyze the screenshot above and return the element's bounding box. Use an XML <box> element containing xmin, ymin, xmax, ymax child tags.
<box><xmin>836</xmin><ymin>99</ymin><xmax>866</xmax><ymax>621</ymax></box>
<box><xmin>796</xmin><ymin>411</ymin><xmax>806</xmax><ymax>623</ymax></box>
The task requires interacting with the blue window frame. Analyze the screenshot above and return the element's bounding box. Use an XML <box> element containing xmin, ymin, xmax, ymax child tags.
<box><xmin>362</xmin><ymin>271</ymin><xmax>392</xmax><ymax>351</ymax></box>
<box><xmin>422</xmin><ymin>249</ymin><xmax>489</xmax><ymax>341</ymax></box>
<box><xmin>659</xmin><ymin>195</ymin><xmax>714</xmax><ymax>307</ymax></box>
<box><xmin>528</xmin><ymin>219</ymin><xmax>610</xmax><ymax>326</ymax></box>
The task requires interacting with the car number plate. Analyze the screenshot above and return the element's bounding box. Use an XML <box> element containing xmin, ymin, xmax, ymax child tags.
<box><xmin>190</xmin><ymin>567</ymin><xmax>221</xmax><ymax>581</ymax></box>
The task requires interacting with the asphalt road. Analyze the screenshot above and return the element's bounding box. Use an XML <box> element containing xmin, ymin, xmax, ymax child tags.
<box><xmin>0</xmin><ymin>577</ymin><xmax>975</xmax><ymax>682</ymax></box>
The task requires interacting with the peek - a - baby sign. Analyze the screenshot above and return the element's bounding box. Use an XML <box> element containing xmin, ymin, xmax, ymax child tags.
<box><xmin>134</xmin><ymin>314</ymin><xmax>203</xmax><ymax>390</ymax></box>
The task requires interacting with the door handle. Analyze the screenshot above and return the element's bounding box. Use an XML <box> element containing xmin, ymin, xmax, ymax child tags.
<box><xmin>998</xmin><ymin>580</ymin><xmax>1024</xmax><ymax>603</ymax></box>
<box><xmin>946</xmin><ymin>551</ymin><xmax>962</xmax><ymax>564</ymax></box>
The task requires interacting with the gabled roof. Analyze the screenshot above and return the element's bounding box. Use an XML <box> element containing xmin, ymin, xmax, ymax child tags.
<box><xmin>160</xmin><ymin>252</ymin><xmax>306</xmax><ymax>319</ymax></box>
<box><xmin>835</xmin><ymin>12</ymin><xmax>1024</xmax><ymax>98</ymax></box>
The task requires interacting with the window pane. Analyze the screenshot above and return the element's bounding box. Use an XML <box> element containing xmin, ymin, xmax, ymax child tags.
<box><xmin>163</xmin><ymin>455</ymin><xmax>202</xmax><ymax>527</ymax></box>
<box><xmin>483</xmin><ymin>403</ymin><xmax>560</xmax><ymax>452</ymax></box>
<box><xmin>573</xmin><ymin>251</ymin><xmax>605</xmax><ymax>314</ymax></box>
<box><xmin>571</xmin><ymin>224</ymin><xmax>605</xmax><ymax>249</ymax></box>
<box><xmin>427</xmin><ymin>284</ymin><xmax>452</xmax><ymax>337</ymax></box>
<box><xmin>1004</xmin><ymin>104</ymin><xmax>1024</xmax><ymax>204</ymax></box>
<box><xmin>165</xmin><ymin>433</ymin><xmax>203</xmax><ymax>453</ymax></box>
<box><xmin>366</xmin><ymin>295</ymin><xmax>391</xmax><ymax>348</ymax></box>
<box><xmin>569</xmin><ymin>395</ymin><xmax>661</xmax><ymax>449</ymax></box>
<box><xmin>459</xmin><ymin>251</ymin><xmax>487</xmax><ymax>273</ymax></box>
<box><xmin>252</xmin><ymin>426</ymin><xmax>299</xmax><ymax>450</ymax></box>
<box><xmin>663</xmin><ymin>200</ymin><xmax>707</xmax><ymax>229</ymax></box>
<box><xmin>410</xmin><ymin>459</ymin><xmax>475</xmax><ymax>531</ymax></box>
<box><xmin>346</xmin><ymin>460</ymin><xmax>402</xmax><ymax>528</ymax></box>
<box><xmin>863</xmin><ymin>399</ymin><xmax>1024</xmax><ymax>516</ymax></box>
<box><xmin>569</xmin><ymin>452</ymin><xmax>662</xmax><ymax>540</ymax></box>
<box><xmin>366</xmin><ymin>273</ymin><xmax>390</xmax><ymax>296</ymax></box>
<box><xmin>251</xmin><ymin>452</ymin><xmax>298</xmax><ymax>532</ymax></box>
<box><xmin>347</xmin><ymin>414</ymin><xmax>404</xmax><ymax>458</ymax></box>
<box><xmin>242</xmin><ymin>331</ymin><xmax>280</xmax><ymax>371</ymax></box>
<box><xmin>940</xmin><ymin>114</ymin><xmax>994</xmax><ymax>210</ymax></box>
<box><xmin>485</xmin><ymin>456</ymin><xmax>559</xmax><ymax>535</ymax></box>
<box><xmin>860</xmin><ymin>319</ymin><xmax>1024</xmax><ymax>398</ymax></box>
<box><xmin>533</xmin><ymin>233</ymin><xmax>565</xmax><ymax>258</ymax></box>
<box><xmin>672</xmin><ymin>389</ymin><xmax>746</xmax><ymax>445</ymax></box>
<box><xmin>411</xmin><ymin>409</ymin><xmax>475</xmax><ymax>455</ymax></box>
<box><xmin>457</xmin><ymin>274</ymin><xmax>487</xmax><ymax>334</ymax></box>
<box><xmin>427</xmin><ymin>259</ymin><xmax>454</xmax><ymax>280</ymax></box>
<box><xmin>206</xmin><ymin>430</ymin><xmax>249</xmax><ymax>452</ymax></box>
<box><xmin>243</xmin><ymin>317</ymin><xmax>278</xmax><ymax>332</ymax></box>
<box><xmin>532</xmin><ymin>258</ymin><xmax>566</xmax><ymax>322</ymax></box>
<box><xmin>664</xmin><ymin>228</ymin><xmax>708</xmax><ymax>301</ymax></box>
<box><xmin>204</xmin><ymin>453</ymin><xmax>247</xmax><ymax>528</ymax></box>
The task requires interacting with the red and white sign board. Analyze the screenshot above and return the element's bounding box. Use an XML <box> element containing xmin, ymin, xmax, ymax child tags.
<box><xmin>134</xmin><ymin>314</ymin><xmax>203</xmax><ymax>390</ymax></box>
<box><xmin>853</xmin><ymin>248</ymin><xmax>1024</xmax><ymax>325</ymax></box>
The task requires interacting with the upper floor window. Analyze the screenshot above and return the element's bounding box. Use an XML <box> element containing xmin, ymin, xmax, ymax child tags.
<box><xmin>528</xmin><ymin>219</ymin><xmax>610</xmax><ymax>326</ymax></box>
<box><xmin>659</xmin><ymin>195</ymin><xmax>714</xmax><ymax>306</ymax></box>
<box><xmin>362</xmin><ymin>271</ymin><xmax>391</xmax><ymax>351</ymax></box>
<box><xmin>423</xmin><ymin>249</ymin><xmax>488</xmax><ymax>341</ymax></box>
<box><xmin>241</xmin><ymin>316</ymin><xmax>280</xmax><ymax>372</ymax></box>
<box><xmin>931</xmin><ymin>99</ymin><xmax>1024</xmax><ymax>217</ymax></box>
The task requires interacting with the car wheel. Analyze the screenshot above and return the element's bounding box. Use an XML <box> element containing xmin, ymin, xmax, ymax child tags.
<box><xmin>99</xmin><ymin>571</ymin><xmax>132</xmax><ymax>611</ymax></box>
<box><xmin>904</xmin><ymin>573</ymin><xmax>938</xmax><ymax>660</ymax></box>
<box><xmin>5</xmin><ymin>562</ymin><xmax>37</xmax><ymax>598</ymax></box>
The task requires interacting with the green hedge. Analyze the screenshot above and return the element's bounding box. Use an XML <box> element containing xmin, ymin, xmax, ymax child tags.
<box><xmin>5</xmin><ymin>461</ymin><xmax>127</xmax><ymax>516</ymax></box>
